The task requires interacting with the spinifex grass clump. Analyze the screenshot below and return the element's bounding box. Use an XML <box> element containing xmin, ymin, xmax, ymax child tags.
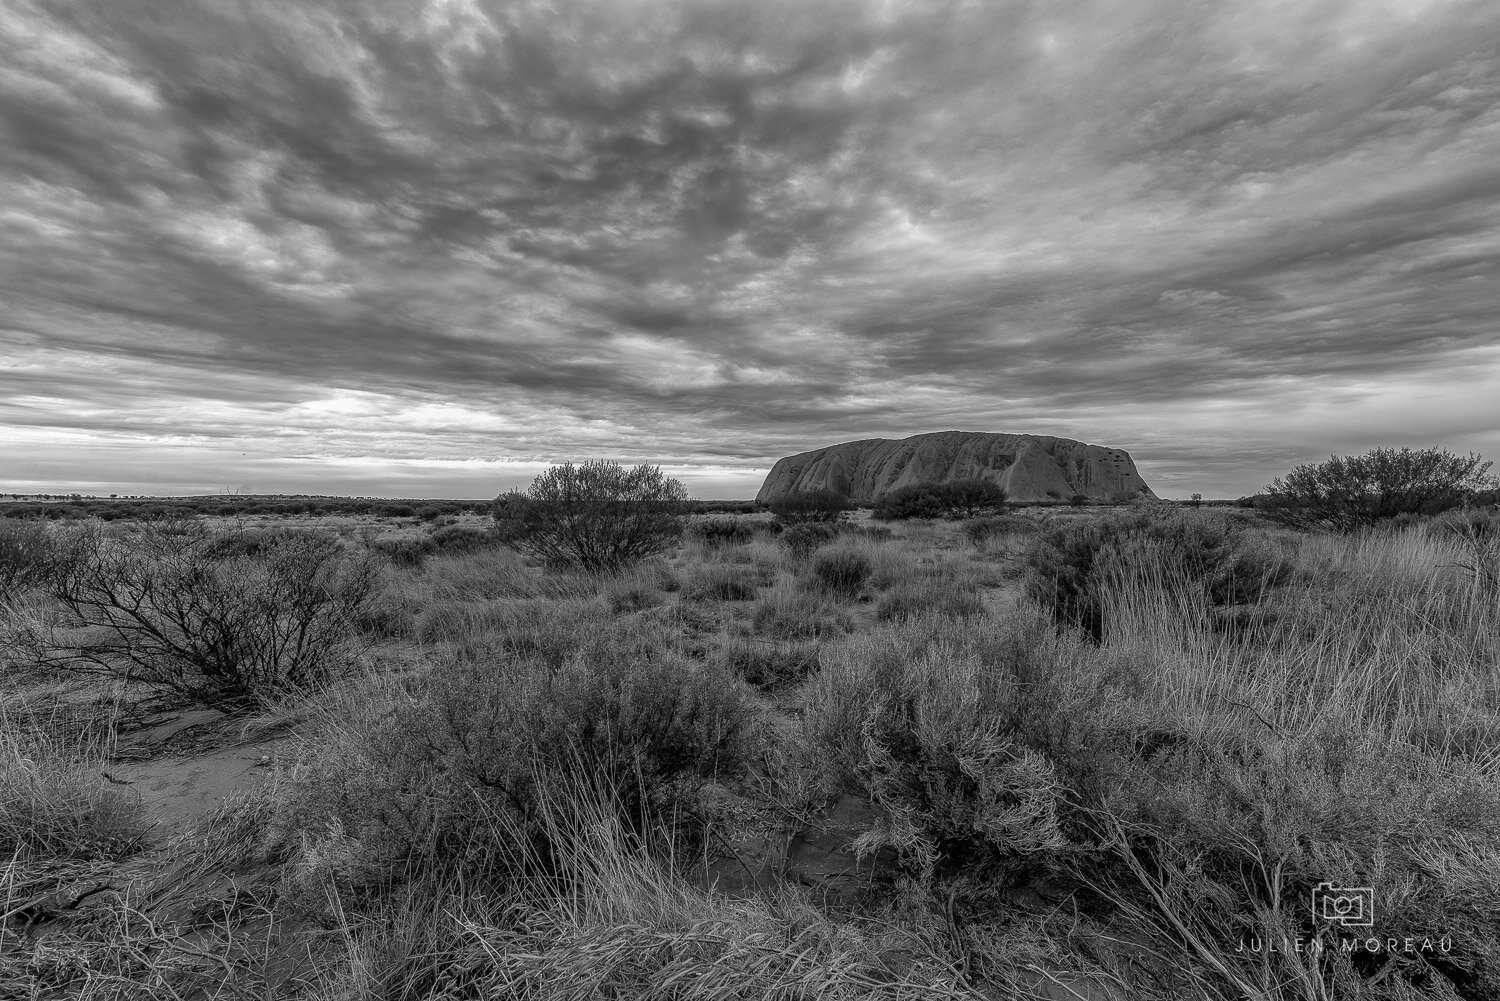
<box><xmin>0</xmin><ymin>703</ymin><xmax>144</xmax><ymax>867</ymax></box>
<box><xmin>809</xmin><ymin>547</ymin><xmax>871</xmax><ymax>597</ymax></box>
<box><xmin>1023</xmin><ymin>507</ymin><xmax>1289</xmax><ymax>642</ymax></box>
<box><xmin>274</xmin><ymin>614</ymin><xmax>759</xmax><ymax>897</ymax></box>
<box><xmin>1061</xmin><ymin>526</ymin><xmax>1500</xmax><ymax>998</ymax></box>
<box><xmin>961</xmin><ymin>513</ymin><xmax>1035</xmax><ymax>547</ymax></box>
<box><xmin>800</xmin><ymin>609</ymin><xmax>1101</xmax><ymax>891</ymax></box>
<box><xmin>683</xmin><ymin>562</ymin><xmax>760</xmax><ymax>602</ymax></box>
<box><xmin>299</xmin><ymin>769</ymin><xmax>996</xmax><ymax>1001</ymax></box>
<box><xmin>782</xmin><ymin>523</ymin><xmax>838</xmax><ymax>558</ymax></box>
<box><xmin>874</xmin><ymin>579</ymin><xmax>984</xmax><ymax>621</ymax></box>
<box><xmin>751</xmin><ymin>580</ymin><xmax>852</xmax><ymax>639</ymax></box>
<box><xmin>687</xmin><ymin>517</ymin><xmax>757</xmax><ymax>549</ymax></box>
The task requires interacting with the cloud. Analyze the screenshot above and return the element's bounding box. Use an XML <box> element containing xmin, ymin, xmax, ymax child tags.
<box><xmin>2</xmin><ymin>0</ymin><xmax>1498</xmax><ymax>498</ymax></box>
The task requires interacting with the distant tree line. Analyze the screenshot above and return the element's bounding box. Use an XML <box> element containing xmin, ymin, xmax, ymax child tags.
<box><xmin>872</xmin><ymin>479</ymin><xmax>1009</xmax><ymax>520</ymax></box>
<box><xmin>0</xmin><ymin>493</ymin><xmax>764</xmax><ymax>522</ymax></box>
<box><xmin>0</xmin><ymin>497</ymin><xmax>493</xmax><ymax>521</ymax></box>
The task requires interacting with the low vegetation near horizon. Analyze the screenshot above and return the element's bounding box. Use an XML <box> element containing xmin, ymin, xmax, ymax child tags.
<box><xmin>2</xmin><ymin>447</ymin><xmax>1498</xmax><ymax>1000</ymax></box>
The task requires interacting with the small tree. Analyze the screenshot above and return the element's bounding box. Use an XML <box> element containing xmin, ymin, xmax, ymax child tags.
<box><xmin>945</xmin><ymin>479</ymin><xmax>1008</xmax><ymax>519</ymax></box>
<box><xmin>493</xmin><ymin>460</ymin><xmax>688</xmax><ymax>571</ymax></box>
<box><xmin>1264</xmin><ymin>447</ymin><xmax>1496</xmax><ymax>531</ymax></box>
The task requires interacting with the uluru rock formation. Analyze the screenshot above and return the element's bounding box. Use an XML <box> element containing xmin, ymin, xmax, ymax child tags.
<box><xmin>755</xmin><ymin>431</ymin><xmax>1157</xmax><ymax>505</ymax></box>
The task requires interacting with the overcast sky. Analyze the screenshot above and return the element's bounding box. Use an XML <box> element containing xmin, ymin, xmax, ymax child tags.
<box><xmin>3</xmin><ymin>0</ymin><xmax>1497</xmax><ymax>499</ymax></box>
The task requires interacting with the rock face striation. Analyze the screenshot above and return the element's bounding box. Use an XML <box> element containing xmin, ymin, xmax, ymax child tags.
<box><xmin>755</xmin><ymin>431</ymin><xmax>1157</xmax><ymax>505</ymax></box>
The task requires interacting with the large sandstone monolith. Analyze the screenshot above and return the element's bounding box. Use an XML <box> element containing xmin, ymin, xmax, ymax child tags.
<box><xmin>755</xmin><ymin>431</ymin><xmax>1156</xmax><ymax>505</ymax></box>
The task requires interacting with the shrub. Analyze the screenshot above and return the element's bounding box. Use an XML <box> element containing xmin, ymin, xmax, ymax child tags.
<box><xmin>782</xmin><ymin>523</ymin><xmax>838</xmax><ymax>557</ymax></box>
<box><xmin>1022</xmin><ymin>508</ymin><xmax>1290</xmax><ymax>643</ymax></box>
<box><xmin>872</xmin><ymin>479</ymin><xmax>1008</xmax><ymax>520</ymax></box>
<box><xmin>871</xmin><ymin>484</ymin><xmax>929</xmax><ymax>521</ymax></box>
<box><xmin>809</xmin><ymin>548</ymin><xmax>872</xmax><ymax>597</ymax></box>
<box><xmin>0</xmin><ymin>519</ymin><xmax>54</xmax><ymax>592</ymax></box>
<box><xmin>279</xmin><ymin>620</ymin><xmax>757</xmax><ymax>881</ymax></box>
<box><xmin>429</xmin><ymin>524</ymin><xmax>499</xmax><ymax>553</ymax></box>
<box><xmin>37</xmin><ymin>523</ymin><xmax>380</xmax><ymax>707</ymax></box>
<box><xmin>767</xmin><ymin>490</ymin><xmax>850</xmax><ymax>526</ymax></box>
<box><xmin>0</xmin><ymin>519</ymin><xmax>85</xmax><ymax>594</ymax></box>
<box><xmin>354</xmin><ymin>573</ymin><xmax>421</xmax><ymax>639</ymax></box>
<box><xmin>374</xmin><ymin>536</ymin><xmax>437</xmax><ymax>568</ymax></box>
<box><xmin>687</xmin><ymin>517</ymin><xmax>756</xmax><ymax>548</ymax></box>
<box><xmin>493</xmin><ymin>461</ymin><xmax>688</xmax><ymax>572</ymax></box>
<box><xmin>801</xmin><ymin>612</ymin><xmax>1072</xmax><ymax>886</ymax></box>
<box><xmin>1264</xmin><ymin>446</ymin><xmax>1497</xmax><ymax>531</ymax></box>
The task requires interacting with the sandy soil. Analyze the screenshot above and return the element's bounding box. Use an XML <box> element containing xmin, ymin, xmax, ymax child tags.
<box><xmin>107</xmin><ymin>709</ymin><xmax>288</xmax><ymax>842</ymax></box>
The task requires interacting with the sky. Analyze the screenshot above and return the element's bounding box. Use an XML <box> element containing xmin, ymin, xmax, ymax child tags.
<box><xmin>2</xmin><ymin>0</ymin><xmax>1498</xmax><ymax>500</ymax></box>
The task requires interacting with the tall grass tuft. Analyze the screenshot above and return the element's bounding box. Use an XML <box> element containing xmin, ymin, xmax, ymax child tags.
<box><xmin>1024</xmin><ymin>507</ymin><xmax>1291</xmax><ymax>643</ymax></box>
<box><xmin>0</xmin><ymin>702</ymin><xmax>143</xmax><ymax>866</ymax></box>
<box><xmin>301</xmin><ymin>767</ymin><xmax>996</xmax><ymax>1001</ymax></box>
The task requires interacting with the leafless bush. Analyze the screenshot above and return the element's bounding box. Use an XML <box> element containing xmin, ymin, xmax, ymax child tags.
<box><xmin>33</xmin><ymin>522</ymin><xmax>379</xmax><ymax>707</ymax></box>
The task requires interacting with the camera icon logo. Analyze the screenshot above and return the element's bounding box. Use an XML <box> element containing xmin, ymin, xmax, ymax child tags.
<box><xmin>1311</xmin><ymin>882</ymin><xmax>1374</xmax><ymax>928</ymax></box>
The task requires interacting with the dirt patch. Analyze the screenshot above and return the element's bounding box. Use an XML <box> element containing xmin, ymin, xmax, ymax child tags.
<box><xmin>106</xmin><ymin>709</ymin><xmax>288</xmax><ymax>842</ymax></box>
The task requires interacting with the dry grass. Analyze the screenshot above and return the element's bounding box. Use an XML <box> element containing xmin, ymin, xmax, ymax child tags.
<box><xmin>297</xmin><ymin>769</ymin><xmax>997</xmax><ymax>1001</ymax></box>
<box><xmin>682</xmin><ymin>560</ymin><xmax>762</xmax><ymax>602</ymax></box>
<box><xmin>0</xmin><ymin>698</ymin><xmax>144</xmax><ymax>868</ymax></box>
<box><xmin>751</xmin><ymin>579</ymin><xmax>854</xmax><ymax>639</ymax></box>
<box><xmin>5</xmin><ymin>509</ymin><xmax>1500</xmax><ymax>999</ymax></box>
<box><xmin>0</xmin><ymin>695</ymin><xmax>149</xmax><ymax>991</ymax></box>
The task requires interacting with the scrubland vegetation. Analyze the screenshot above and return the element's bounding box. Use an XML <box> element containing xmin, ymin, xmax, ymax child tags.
<box><xmin>3</xmin><ymin>465</ymin><xmax>1499</xmax><ymax>999</ymax></box>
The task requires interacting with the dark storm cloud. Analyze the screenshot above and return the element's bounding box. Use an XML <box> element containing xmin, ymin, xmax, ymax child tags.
<box><xmin>2</xmin><ymin>0</ymin><xmax>1498</xmax><ymax>497</ymax></box>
